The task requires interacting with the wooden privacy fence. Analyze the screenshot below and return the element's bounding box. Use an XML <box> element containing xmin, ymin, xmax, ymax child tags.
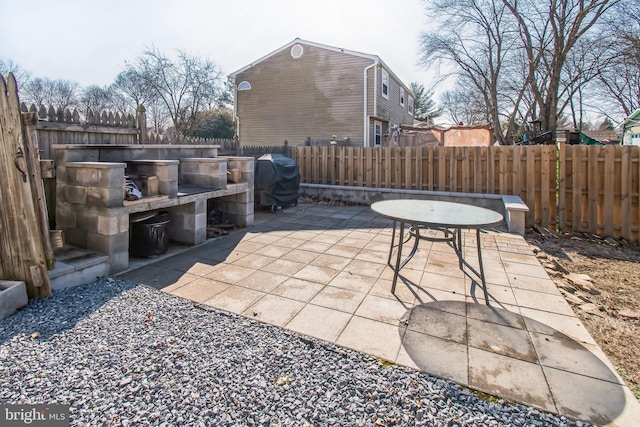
<box><xmin>291</xmin><ymin>145</ymin><xmax>640</xmax><ymax>241</ymax></box>
<box><xmin>0</xmin><ymin>75</ymin><xmax>53</xmax><ymax>297</ymax></box>
<box><xmin>20</xmin><ymin>103</ymin><xmax>236</xmax><ymax>160</ymax></box>
<box><xmin>22</xmin><ymin>103</ymin><xmax>140</xmax><ymax>160</ymax></box>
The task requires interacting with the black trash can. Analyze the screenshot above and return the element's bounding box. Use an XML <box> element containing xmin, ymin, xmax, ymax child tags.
<box><xmin>255</xmin><ymin>154</ymin><xmax>300</xmax><ymax>213</ymax></box>
<box><xmin>129</xmin><ymin>211</ymin><xmax>170</xmax><ymax>257</ymax></box>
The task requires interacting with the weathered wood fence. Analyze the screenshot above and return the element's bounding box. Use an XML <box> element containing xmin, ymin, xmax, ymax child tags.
<box><xmin>291</xmin><ymin>145</ymin><xmax>640</xmax><ymax>242</ymax></box>
<box><xmin>1</xmin><ymin>76</ymin><xmax>53</xmax><ymax>297</ymax></box>
<box><xmin>20</xmin><ymin>103</ymin><xmax>237</xmax><ymax>159</ymax></box>
<box><xmin>18</xmin><ymin>103</ymin><xmax>640</xmax><ymax>241</ymax></box>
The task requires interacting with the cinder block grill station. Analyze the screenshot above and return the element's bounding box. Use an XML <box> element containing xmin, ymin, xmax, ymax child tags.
<box><xmin>53</xmin><ymin>144</ymin><xmax>254</xmax><ymax>274</ymax></box>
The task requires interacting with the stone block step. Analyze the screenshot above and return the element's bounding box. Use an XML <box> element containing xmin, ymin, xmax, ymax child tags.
<box><xmin>49</xmin><ymin>245</ymin><xmax>110</xmax><ymax>290</ymax></box>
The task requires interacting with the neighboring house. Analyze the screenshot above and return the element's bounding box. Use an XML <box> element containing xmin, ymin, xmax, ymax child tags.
<box><xmin>383</xmin><ymin>124</ymin><xmax>493</xmax><ymax>147</ymax></box>
<box><xmin>229</xmin><ymin>38</ymin><xmax>415</xmax><ymax>147</ymax></box>
<box><xmin>622</xmin><ymin>109</ymin><xmax>640</xmax><ymax>146</ymax></box>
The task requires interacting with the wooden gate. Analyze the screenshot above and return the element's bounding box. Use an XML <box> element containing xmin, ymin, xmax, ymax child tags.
<box><xmin>0</xmin><ymin>73</ymin><xmax>52</xmax><ymax>297</ymax></box>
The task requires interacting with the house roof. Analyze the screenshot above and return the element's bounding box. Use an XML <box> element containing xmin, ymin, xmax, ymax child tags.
<box><xmin>624</xmin><ymin>109</ymin><xmax>640</xmax><ymax>128</ymax></box>
<box><xmin>228</xmin><ymin>38</ymin><xmax>414</xmax><ymax>96</ymax></box>
<box><xmin>582</xmin><ymin>129</ymin><xmax>620</xmax><ymax>142</ymax></box>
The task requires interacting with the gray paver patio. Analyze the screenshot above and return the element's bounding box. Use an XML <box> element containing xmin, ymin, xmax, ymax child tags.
<box><xmin>118</xmin><ymin>203</ymin><xmax>640</xmax><ymax>426</ymax></box>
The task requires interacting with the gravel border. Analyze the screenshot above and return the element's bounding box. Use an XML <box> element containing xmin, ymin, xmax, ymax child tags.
<box><xmin>0</xmin><ymin>278</ymin><xmax>588</xmax><ymax>426</ymax></box>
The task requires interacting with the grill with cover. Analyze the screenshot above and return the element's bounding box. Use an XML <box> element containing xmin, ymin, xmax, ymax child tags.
<box><xmin>255</xmin><ymin>154</ymin><xmax>300</xmax><ymax>213</ymax></box>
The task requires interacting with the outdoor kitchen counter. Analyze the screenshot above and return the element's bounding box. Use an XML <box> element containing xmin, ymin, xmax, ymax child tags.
<box><xmin>119</xmin><ymin>183</ymin><xmax>250</xmax><ymax>215</ymax></box>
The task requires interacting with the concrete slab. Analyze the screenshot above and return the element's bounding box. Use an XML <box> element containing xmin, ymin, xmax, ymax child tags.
<box><xmin>286</xmin><ymin>304</ymin><xmax>351</xmax><ymax>342</ymax></box>
<box><xmin>243</xmin><ymin>294</ymin><xmax>305</xmax><ymax>327</ymax></box>
<box><xmin>168</xmin><ymin>277</ymin><xmax>228</xmax><ymax>303</ymax></box>
<box><xmin>397</xmin><ymin>330</ymin><xmax>469</xmax><ymax>385</ymax></box>
<box><xmin>468</xmin><ymin>347</ymin><xmax>556</xmax><ymax>414</ymax></box>
<box><xmin>336</xmin><ymin>316</ymin><xmax>404</xmax><ymax>362</ymax></box>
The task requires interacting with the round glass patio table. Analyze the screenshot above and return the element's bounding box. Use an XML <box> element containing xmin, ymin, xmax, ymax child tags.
<box><xmin>371</xmin><ymin>199</ymin><xmax>504</xmax><ymax>305</ymax></box>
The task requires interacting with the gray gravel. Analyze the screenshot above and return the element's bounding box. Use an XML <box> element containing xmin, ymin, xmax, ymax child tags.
<box><xmin>0</xmin><ymin>278</ymin><xmax>588</xmax><ymax>426</ymax></box>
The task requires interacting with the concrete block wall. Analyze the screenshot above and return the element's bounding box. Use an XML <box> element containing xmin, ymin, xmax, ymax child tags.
<box><xmin>216</xmin><ymin>157</ymin><xmax>255</xmax><ymax>228</ymax></box>
<box><xmin>219</xmin><ymin>191</ymin><xmax>254</xmax><ymax>228</ymax></box>
<box><xmin>299</xmin><ymin>183</ymin><xmax>529</xmax><ymax>236</ymax></box>
<box><xmin>179</xmin><ymin>158</ymin><xmax>227</xmax><ymax>190</ymax></box>
<box><xmin>52</xmin><ymin>144</ymin><xmax>220</xmax><ymax>163</ymax></box>
<box><xmin>166</xmin><ymin>200</ymin><xmax>207</xmax><ymax>245</ymax></box>
<box><xmin>126</xmin><ymin>160</ymin><xmax>179</xmax><ymax>197</ymax></box>
<box><xmin>225</xmin><ymin>157</ymin><xmax>255</xmax><ymax>189</ymax></box>
<box><xmin>56</xmin><ymin>162</ymin><xmax>130</xmax><ymax>271</ymax></box>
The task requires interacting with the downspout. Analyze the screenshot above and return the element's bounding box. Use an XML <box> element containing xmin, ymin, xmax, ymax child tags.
<box><xmin>363</xmin><ymin>60</ymin><xmax>378</xmax><ymax>147</ymax></box>
<box><xmin>230</xmin><ymin>75</ymin><xmax>239</xmax><ymax>145</ymax></box>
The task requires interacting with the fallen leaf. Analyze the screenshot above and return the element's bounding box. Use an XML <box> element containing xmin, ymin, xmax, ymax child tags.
<box><xmin>579</xmin><ymin>303</ymin><xmax>604</xmax><ymax>317</ymax></box>
<box><xmin>145</xmin><ymin>312</ymin><xmax>153</xmax><ymax>322</ymax></box>
<box><xmin>618</xmin><ymin>309</ymin><xmax>640</xmax><ymax>319</ymax></box>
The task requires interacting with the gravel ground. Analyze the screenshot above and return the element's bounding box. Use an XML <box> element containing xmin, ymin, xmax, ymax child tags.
<box><xmin>0</xmin><ymin>278</ymin><xmax>587</xmax><ymax>426</ymax></box>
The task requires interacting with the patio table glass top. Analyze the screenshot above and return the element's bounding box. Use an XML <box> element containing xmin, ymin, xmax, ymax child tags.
<box><xmin>370</xmin><ymin>199</ymin><xmax>504</xmax><ymax>230</ymax></box>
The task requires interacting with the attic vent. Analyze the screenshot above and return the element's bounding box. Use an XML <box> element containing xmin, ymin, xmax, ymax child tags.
<box><xmin>237</xmin><ymin>81</ymin><xmax>251</xmax><ymax>90</ymax></box>
<box><xmin>291</xmin><ymin>44</ymin><xmax>303</xmax><ymax>59</ymax></box>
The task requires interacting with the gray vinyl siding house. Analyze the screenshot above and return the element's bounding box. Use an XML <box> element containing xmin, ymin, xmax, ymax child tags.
<box><xmin>229</xmin><ymin>39</ymin><xmax>414</xmax><ymax>147</ymax></box>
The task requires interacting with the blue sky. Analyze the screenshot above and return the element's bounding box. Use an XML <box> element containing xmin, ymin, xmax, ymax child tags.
<box><xmin>0</xmin><ymin>0</ymin><xmax>442</xmax><ymax>94</ymax></box>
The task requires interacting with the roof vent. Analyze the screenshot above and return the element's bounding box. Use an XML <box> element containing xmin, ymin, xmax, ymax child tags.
<box><xmin>291</xmin><ymin>44</ymin><xmax>303</xmax><ymax>59</ymax></box>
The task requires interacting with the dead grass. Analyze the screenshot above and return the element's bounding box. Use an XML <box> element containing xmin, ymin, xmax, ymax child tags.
<box><xmin>525</xmin><ymin>230</ymin><xmax>640</xmax><ymax>399</ymax></box>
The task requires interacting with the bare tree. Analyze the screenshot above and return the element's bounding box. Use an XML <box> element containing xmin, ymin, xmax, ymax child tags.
<box><xmin>502</xmin><ymin>0</ymin><xmax>619</xmax><ymax>133</ymax></box>
<box><xmin>419</xmin><ymin>0</ymin><xmax>528</xmax><ymax>143</ymax></box>
<box><xmin>20</xmin><ymin>77</ymin><xmax>48</xmax><ymax>106</ymax></box>
<box><xmin>21</xmin><ymin>77</ymin><xmax>79</xmax><ymax>110</ymax></box>
<box><xmin>132</xmin><ymin>47</ymin><xmax>226</xmax><ymax>137</ymax></box>
<box><xmin>592</xmin><ymin>0</ymin><xmax>640</xmax><ymax>118</ymax></box>
<box><xmin>440</xmin><ymin>88</ymin><xmax>486</xmax><ymax>125</ymax></box>
<box><xmin>420</xmin><ymin>0</ymin><xmax>619</xmax><ymax>142</ymax></box>
<box><xmin>0</xmin><ymin>58</ymin><xmax>30</xmax><ymax>86</ymax></box>
<box><xmin>79</xmin><ymin>85</ymin><xmax>113</xmax><ymax>118</ymax></box>
<box><xmin>110</xmin><ymin>65</ymin><xmax>170</xmax><ymax>131</ymax></box>
<box><xmin>561</xmin><ymin>37</ymin><xmax>606</xmax><ymax>129</ymax></box>
<box><xmin>112</xmin><ymin>66</ymin><xmax>156</xmax><ymax>113</ymax></box>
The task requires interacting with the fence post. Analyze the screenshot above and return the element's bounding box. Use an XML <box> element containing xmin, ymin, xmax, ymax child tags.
<box><xmin>284</xmin><ymin>140</ymin><xmax>290</xmax><ymax>157</ymax></box>
<box><xmin>137</xmin><ymin>105</ymin><xmax>147</xmax><ymax>145</ymax></box>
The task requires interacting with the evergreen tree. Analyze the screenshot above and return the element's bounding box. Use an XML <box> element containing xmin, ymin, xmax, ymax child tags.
<box><xmin>410</xmin><ymin>82</ymin><xmax>442</xmax><ymax>124</ymax></box>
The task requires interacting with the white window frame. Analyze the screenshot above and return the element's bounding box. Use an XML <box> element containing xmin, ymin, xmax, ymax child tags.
<box><xmin>374</xmin><ymin>121</ymin><xmax>382</xmax><ymax>146</ymax></box>
<box><xmin>381</xmin><ymin>69</ymin><xmax>389</xmax><ymax>99</ymax></box>
<box><xmin>400</xmin><ymin>87</ymin><xmax>405</xmax><ymax>106</ymax></box>
<box><xmin>408</xmin><ymin>97</ymin><xmax>414</xmax><ymax>116</ymax></box>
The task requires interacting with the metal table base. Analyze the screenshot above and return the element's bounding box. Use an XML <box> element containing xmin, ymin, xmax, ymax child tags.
<box><xmin>387</xmin><ymin>220</ymin><xmax>491</xmax><ymax>305</ymax></box>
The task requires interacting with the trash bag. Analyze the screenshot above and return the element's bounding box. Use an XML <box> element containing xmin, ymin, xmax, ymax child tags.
<box><xmin>125</xmin><ymin>179</ymin><xmax>143</xmax><ymax>201</ymax></box>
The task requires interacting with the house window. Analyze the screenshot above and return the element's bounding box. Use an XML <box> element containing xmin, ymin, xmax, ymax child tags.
<box><xmin>400</xmin><ymin>87</ymin><xmax>405</xmax><ymax>106</ymax></box>
<box><xmin>408</xmin><ymin>97</ymin><xmax>414</xmax><ymax>116</ymax></box>
<box><xmin>374</xmin><ymin>121</ymin><xmax>382</xmax><ymax>146</ymax></box>
<box><xmin>237</xmin><ymin>81</ymin><xmax>251</xmax><ymax>91</ymax></box>
<box><xmin>381</xmin><ymin>69</ymin><xmax>389</xmax><ymax>99</ymax></box>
